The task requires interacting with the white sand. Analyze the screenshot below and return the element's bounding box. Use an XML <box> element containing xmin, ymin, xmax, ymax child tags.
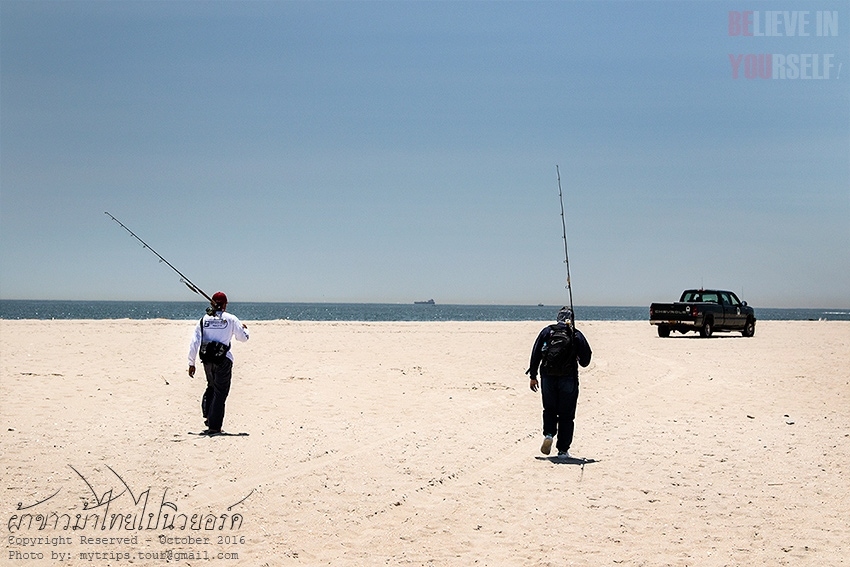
<box><xmin>2</xmin><ymin>319</ymin><xmax>848</xmax><ymax>566</ymax></box>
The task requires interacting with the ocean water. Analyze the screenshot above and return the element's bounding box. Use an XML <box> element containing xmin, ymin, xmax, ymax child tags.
<box><xmin>0</xmin><ymin>300</ymin><xmax>847</xmax><ymax>322</ymax></box>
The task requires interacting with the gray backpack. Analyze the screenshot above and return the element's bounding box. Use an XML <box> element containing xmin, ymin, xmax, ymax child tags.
<box><xmin>540</xmin><ymin>325</ymin><xmax>576</xmax><ymax>376</ymax></box>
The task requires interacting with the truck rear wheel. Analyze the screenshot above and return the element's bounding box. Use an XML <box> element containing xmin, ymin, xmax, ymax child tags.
<box><xmin>699</xmin><ymin>320</ymin><xmax>713</xmax><ymax>338</ymax></box>
<box><xmin>657</xmin><ymin>325</ymin><xmax>670</xmax><ymax>338</ymax></box>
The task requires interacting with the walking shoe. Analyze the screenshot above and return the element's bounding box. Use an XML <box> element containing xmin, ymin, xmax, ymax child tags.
<box><xmin>540</xmin><ymin>435</ymin><xmax>554</xmax><ymax>455</ymax></box>
<box><xmin>557</xmin><ymin>450</ymin><xmax>572</xmax><ymax>459</ymax></box>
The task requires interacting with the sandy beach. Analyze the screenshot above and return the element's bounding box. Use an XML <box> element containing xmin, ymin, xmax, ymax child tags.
<box><xmin>1</xmin><ymin>319</ymin><xmax>848</xmax><ymax>566</ymax></box>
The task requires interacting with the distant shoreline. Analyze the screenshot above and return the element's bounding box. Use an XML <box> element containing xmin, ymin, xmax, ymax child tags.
<box><xmin>1</xmin><ymin>300</ymin><xmax>847</xmax><ymax>322</ymax></box>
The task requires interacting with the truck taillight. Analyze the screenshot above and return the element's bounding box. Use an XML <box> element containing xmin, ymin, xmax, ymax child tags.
<box><xmin>692</xmin><ymin>307</ymin><xmax>698</xmax><ymax>316</ymax></box>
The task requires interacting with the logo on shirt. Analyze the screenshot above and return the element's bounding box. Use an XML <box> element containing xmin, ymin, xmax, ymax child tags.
<box><xmin>204</xmin><ymin>319</ymin><xmax>229</xmax><ymax>330</ymax></box>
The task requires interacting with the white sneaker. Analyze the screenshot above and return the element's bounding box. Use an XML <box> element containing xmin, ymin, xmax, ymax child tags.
<box><xmin>557</xmin><ymin>450</ymin><xmax>572</xmax><ymax>459</ymax></box>
<box><xmin>540</xmin><ymin>435</ymin><xmax>553</xmax><ymax>455</ymax></box>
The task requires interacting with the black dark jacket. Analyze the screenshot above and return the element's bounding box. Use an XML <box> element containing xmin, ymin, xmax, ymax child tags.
<box><xmin>527</xmin><ymin>323</ymin><xmax>592</xmax><ymax>379</ymax></box>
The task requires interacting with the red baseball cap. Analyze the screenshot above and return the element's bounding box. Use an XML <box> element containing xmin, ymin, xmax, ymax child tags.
<box><xmin>212</xmin><ymin>291</ymin><xmax>228</xmax><ymax>304</ymax></box>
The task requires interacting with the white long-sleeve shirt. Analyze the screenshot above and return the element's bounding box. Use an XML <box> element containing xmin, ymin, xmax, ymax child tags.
<box><xmin>187</xmin><ymin>311</ymin><xmax>249</xmax><ymax>365</ymax></box>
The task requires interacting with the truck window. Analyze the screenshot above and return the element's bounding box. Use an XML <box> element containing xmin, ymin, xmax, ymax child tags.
<box><xmin>702</xmin><ymin>293</ymin><xmax>718</xmax><ymax>303</ymax></box>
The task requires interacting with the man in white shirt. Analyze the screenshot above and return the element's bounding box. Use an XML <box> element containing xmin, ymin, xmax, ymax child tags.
<box><xmin>187</xmin><ymin>291</ymin><xmax>249</xmax><ymax>435</ymax></box>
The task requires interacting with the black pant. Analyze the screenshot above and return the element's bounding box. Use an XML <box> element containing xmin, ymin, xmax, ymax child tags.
<box><xmin>201</xmin><ymin>358</ymin><xmax>233</xmax><ymax>431</ymax></box>
<box><xmin>541</xmin><ymin>375</ymin><xmax>579</xmax><ymax>452</ymax></box>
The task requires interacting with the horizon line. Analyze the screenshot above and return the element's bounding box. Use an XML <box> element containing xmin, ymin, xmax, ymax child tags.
<box><xmin>1</xmin><ymin>298</ymin><xmax>847</xmax><ymax>311</ymax></box>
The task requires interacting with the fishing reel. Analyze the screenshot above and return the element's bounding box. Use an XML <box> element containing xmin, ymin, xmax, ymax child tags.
<box><xmin>205</xmin><ymin>303</ymin><xmax>221</xmax><ymax>316</ymax></box>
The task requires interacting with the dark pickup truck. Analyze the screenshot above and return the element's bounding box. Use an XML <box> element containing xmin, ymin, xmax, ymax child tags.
<box><xmin>650</xmin><ymin>289</ymin><xmax>756</xmax><ymax>338</ymax></box>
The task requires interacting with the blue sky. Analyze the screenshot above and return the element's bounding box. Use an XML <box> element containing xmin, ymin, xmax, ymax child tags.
<box><xmin>1</xmin><ymin>1</ymin><xmax>848</xmax><ymax>308</ymax></box>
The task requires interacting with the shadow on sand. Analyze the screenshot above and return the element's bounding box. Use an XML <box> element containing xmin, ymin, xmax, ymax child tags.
<box><xmin>535</xmin><ymin>456</ymin><xmax>599</xmax><ymax>466</ymax></box>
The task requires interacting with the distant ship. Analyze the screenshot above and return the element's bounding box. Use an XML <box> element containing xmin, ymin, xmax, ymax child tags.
<box><xmin>414</xmin><ymin>299</ymin><xmax>436</xmax><ymax>305</ymax></box>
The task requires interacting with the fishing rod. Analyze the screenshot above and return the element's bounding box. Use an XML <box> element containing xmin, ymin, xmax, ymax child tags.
<box><xmin>556</xmin><ymin>165</ymin><xmax>575</xmax><ymax>327</ymax></box>
<box><xmin>104</xmin><ymin>212</ymin><xmax>217</xmax><ymax>313</ymax></box>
